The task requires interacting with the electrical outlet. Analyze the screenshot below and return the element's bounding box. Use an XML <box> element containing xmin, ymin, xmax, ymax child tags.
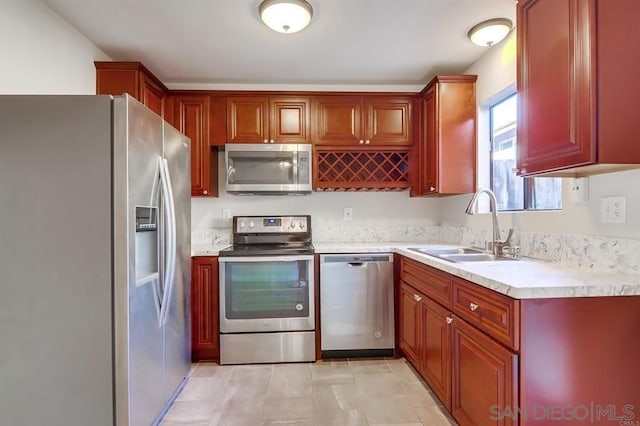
<box><xmin>600</xmin><ymin>196</ymin><xmax>626</xmax><ymax>223</ymax></box>
<box><xmin>222</xmin><ymin>208</ymin><xmax>232</xmax><ymax>220</ymax></box>
<box><xmin>343</xmin><ymin>207</ymin><xmax>353</xmax><ymax>221</ymax></box>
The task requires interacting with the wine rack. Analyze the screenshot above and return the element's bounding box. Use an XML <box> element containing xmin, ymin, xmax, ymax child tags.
<box><xmin>314</xmin><ymin>148</ymin><xmax>410</xmax><ymax>191</ymax></box>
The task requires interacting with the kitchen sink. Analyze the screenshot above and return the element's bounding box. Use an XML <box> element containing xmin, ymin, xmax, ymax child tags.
<box><xmin>408</xmin><ymin>247</ymin><xmax>518</xmax><ymax>263</ymax></box>
<box><xmin>409</xmin><ymin>247</ymin><xmax>484</xmax><ymax>256</ymax></box>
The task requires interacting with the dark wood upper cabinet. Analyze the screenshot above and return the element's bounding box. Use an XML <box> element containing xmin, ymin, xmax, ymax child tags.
<box><xmin>314</xmin><ymin>96</ymin><xmax>413</xmax><ymax>146</ymax></box>
<box><xmin>173</xmin><ymin>95</ymin><xmax>217</xmax><ymax>197</ymax></box>
<box><xmin>191</xmin><ymin>256</ymin><xmax>219</xmax><ymax>361</ymax></box>
<box><xmin>366</xmin><ymin>98</ymin><xmax>412</xmax><ymax>145</ymax></box>
<box><xmin>227</xmin><ymin>96</ymin><xmax>310</xmax><ymax>144</ymax></box>
<box><xmin>517</xmin><ymin>0</ymin><xmax>640</xmax><ymax>177</ymax></box>
<box><xmin>95</xmin><ymin>61</ymin><xmax>168</xmax><ymax>118</ymax></box>
<box><xmin>314</xmin><ymin>96</ymin><xmax>364</xmax><ymax>145</ymax></box>
<box><xmin>412</xmin><ymin>75</ymin><xmax>477</xmax><ymax>196</ymax></box>
<box><xmin>270</xmin><ymin>97</ymin><xmax>311</xmax><ymax>144</ymax></box>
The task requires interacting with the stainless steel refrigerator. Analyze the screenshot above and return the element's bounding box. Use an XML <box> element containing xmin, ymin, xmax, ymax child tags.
<box><xmin>0</xmin><ymin>95</ymin><xmax>191</xmax><ymax>426</ymax></box>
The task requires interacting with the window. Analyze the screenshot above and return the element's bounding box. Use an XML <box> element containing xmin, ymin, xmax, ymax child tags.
<box><xmin>490</xmin><ymin>94</ymin><xmax>562</xmax><ymax>211</ymax></box>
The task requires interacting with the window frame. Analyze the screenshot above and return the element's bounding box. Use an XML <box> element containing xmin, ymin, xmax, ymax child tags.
<box><xmin>489</xmin><ymin>93</ymin><xmax>562</xmax><ymax>212</ymax></box>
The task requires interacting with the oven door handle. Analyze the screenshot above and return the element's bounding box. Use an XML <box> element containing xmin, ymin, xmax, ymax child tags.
<box><xmin>218</xmin><ymin>255</ymin><xmax>314</xmax><ymax>263</ymax></box>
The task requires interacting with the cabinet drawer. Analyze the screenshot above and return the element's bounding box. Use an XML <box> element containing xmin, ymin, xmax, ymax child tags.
<box><xmin>451</xmin><ymin>277</ymin><xmax>519</xmax><ymax>351</ymax></box>
<box><xmin>400</xmin><ymin>257</ymin><xmax>452</xmax><ymax>307</ymax></box>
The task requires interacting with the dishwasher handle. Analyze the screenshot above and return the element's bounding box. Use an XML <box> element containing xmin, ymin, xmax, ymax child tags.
<box><xmin>347</xmin><ymin>262</ymin><xmax>366</xmax><ymax>267</ymax></box>
<box><xmin>321</xmin><ymin>254</ymin><xmax>393</xmax><ymax>263</ymax></box>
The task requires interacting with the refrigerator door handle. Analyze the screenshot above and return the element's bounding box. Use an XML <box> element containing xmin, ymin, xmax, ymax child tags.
<box><xmin>159</xmin><ymin>157</ymin><xmax>177</xmax><ymax>326</ymax></box>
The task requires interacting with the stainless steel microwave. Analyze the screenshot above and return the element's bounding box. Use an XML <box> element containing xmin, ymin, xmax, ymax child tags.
<box><xmin>225</xmin><ymin>144</ymin><xmax>312</xmax><ymax>194</ymax></box>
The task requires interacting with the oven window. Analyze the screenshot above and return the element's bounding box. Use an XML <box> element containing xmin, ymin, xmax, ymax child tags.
<box><xmin>227</xmin><ymin>151</ymin><xmax>295</xmax><ymax>185</ymax></box>
<box><xmin>224</xmin><ymin>260</ymin><xmax>310</xmax><ymax>319</ymax></box>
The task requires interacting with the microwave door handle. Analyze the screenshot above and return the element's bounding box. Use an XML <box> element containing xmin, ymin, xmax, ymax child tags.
<box><xmin>292</xmin><ymin>150</ymin><xmax>299</xmax><ymax>184</ymax></box>
<box><xmin>227</xmin><ymin>165</ymin><xmax>236</xmax><ymax>184</ymax></box>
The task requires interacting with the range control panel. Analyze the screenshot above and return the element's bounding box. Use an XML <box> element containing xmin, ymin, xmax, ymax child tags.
<box><xmin>234</xmin><ymin>215</ymin><xmax>309</xmax><ymax>234</ymax></box>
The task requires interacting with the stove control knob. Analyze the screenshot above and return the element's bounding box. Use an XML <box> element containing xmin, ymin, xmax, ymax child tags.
<box><xmin>288</xmin><ymin>222</ymin><xmax>296</xmax><ymax>229</ymax></box>
<box><xmin>249</xmin><ymin>222</ymin><xmax>255</xmax><ymax>229</ymax></box>
<box><xmin>239</xmin><ymin>222</ymin><xmax>245</xmax><ymax>229</ymax></box>
<box><xmin>298</xmin><ymin>221</ymin><xmax>305</xmax><ymax>229</ymax></box>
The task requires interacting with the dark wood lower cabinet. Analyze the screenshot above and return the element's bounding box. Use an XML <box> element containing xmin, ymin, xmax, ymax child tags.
<box><xmin>398</xmin><ymin>255</ymin><xmax>640</xmax><ymax>426</ymax></box>
<box><xmin>191</xmin><ymin>256</ymin><xmax>219</xmax><ymax>361</ymax></box>
<box><xmin>421</xmin><ymin>297</ymin><xmax>452</xmax><ymax>411</ymax></box>
<box><xmin>451</xmin><ymin>315</ymin><xmax>517</xmax><ymax>426</ymax></box>
<box><xmin>398</xmin><ymin>282</ymin><xmax>422</xmax><ymax>367</ymax></box>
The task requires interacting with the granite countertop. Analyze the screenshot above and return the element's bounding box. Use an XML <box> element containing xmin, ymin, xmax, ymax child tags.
<box><xmin>191</xmin><ymin>244</ymin><xmax>229</xmax><ymax>257</ymax></box>
<box><xmin>192</xmin><ymin>241</ymin><xmax>640</xmax><ymax>299</ymax></box>
<box><xmin>314</xmin><ymin>242</ymin><xmax>640</xmax><ymax>299</ymax></box>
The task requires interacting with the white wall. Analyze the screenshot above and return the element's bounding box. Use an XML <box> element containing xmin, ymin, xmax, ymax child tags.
<box><xmin>192</xmin><ymin>154</ymin><xmax>443</xmax><ymax>235</ymax></box>
<box><xmin>439</xmin><ymin>31</ymin><xmax>640</xmax><ymax>240</ymax></box>
<box><xmin>0</xmin><ymin>0</ymin><xmax>110</xmax><ymax>94</ymax></box>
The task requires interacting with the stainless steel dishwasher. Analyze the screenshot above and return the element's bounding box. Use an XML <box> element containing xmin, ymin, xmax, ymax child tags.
<box><xmin>320</xmin><ymin>253</ymin><xmax>394</xmax><ymax>357</ymax></box>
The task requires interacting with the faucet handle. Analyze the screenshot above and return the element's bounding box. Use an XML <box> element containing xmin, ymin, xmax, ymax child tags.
<box><xmin>502</xmin><ymin>245</ymin><xmax>521</xmax><ymax>259</ymax></box>
<box><xmin>500</xmin><ymin>228</ymin><xmax>514</xmax><ymax>244</ymax></box>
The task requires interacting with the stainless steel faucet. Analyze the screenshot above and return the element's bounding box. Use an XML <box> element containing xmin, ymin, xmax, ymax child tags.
<box><xmin>465</xmin><ymin>188</ymin><xmax>514</xmax><ymax>256</ymax></box>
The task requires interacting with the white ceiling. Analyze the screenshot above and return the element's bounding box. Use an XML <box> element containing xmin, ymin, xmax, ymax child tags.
<box><xmin>43</xmin><ymin>0</ymin><xmax>516</xmax><ymax>90</ymax></box>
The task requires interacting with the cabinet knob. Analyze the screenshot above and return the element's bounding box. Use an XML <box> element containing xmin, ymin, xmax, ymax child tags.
<box><xmin>263</xmin><ymin>139</ymin><xmax>268</xmax><ymax>144</ymax></box>
<box><xmin>203</xmin><ymin>190</ymin><xmax>208</xmax><ymax>195</ymax></box>
<box><xmin>359</xmin><ymin>140</ymin><xmax>364</xmax><ymax>144</ymax></box>
<box><xmin>270</xmin><ymin>140</ymin><xmax>275</xmax><ymax>144</ymax></box>
<box><xmin>446</xmin><ymin>317</ymin><xmax>453</xmax><ymax>324</ymax></box>
<box><xmin>365</xmin><ymin>140</ymin><xmax>370</xmax><ymax>144</ymax></box>
<box><xmin>469</xmin><ymin>302</ymin><xmax>479</xmax><ymax>311</ymax></box>
<box><xmin>429</xmin><ymin>186</ymin><xmax>435</xmax><ymax>191</ymax></box>
<box><xmin>413</xmin><ymin>294</ymin><xmax>422</xmax><ymax>302</ymax></box>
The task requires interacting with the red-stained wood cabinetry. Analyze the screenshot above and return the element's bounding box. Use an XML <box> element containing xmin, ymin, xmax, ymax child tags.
<box><xmin>191</xmin><ymin>256</ymin><xmax>219</xmax><ymax>361</ymax></box>
<box><xmin>95</xmin><ymin>61</ymin><xmax>168</xmax><ymax>118</ymax></box>
<box><xmin>398</xmin><ymin>255</ymin><xmax>640</xmax><ymax>426</ymax></box>
<box><xmin>227</xmin><ymin>96</ymin><xmax>310</xmax><ymax>144</ymax></box>
<box><xmin>412</xmin><ymin>75</ymin><xmax>477</xmax><ymax>196</ymax></box>
<box><xmin>517</xmin><ymin>0</ymin><xmax>640</xmax><ymax>176</ymax></box>
<box><xmin>314</xmin><ymin>96</ymin><xmax>412</xmax><ymax>146</ymax></box>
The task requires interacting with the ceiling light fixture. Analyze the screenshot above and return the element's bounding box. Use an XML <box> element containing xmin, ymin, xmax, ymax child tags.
<box><xmin>467</xmin><ymin>18</ymin><xmax>513</xmax><ymax>47</ymax></box>
<box><xmin>259</xmin><ymin>0</ymin><xmax>313</xmax><ymax>34</ymax></box>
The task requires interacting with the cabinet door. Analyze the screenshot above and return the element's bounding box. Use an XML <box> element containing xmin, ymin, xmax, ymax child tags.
<box><xmin>174</xmin><ymin>96</ymin><xmax>215</xmax><ymax>196</ymax></box>
<box><xmin>192</xmin><ymin>257</ymin><xmax>219</xmax><ymax>361</ymax></box>
<box><xmin>421</xmin><ymin>298</ymin><xmax>452</xmax><ymax>410</ymax></box>
<box><xmin>421</xmin><ymin>87</ymin><xmax>438</xmax><ymax>194</ymax></box>
<box><xmin>451</xmin><ymin>315</ymin><xmax>518</xmax><ymax>426</ymax></box>
<box><xmin>313</xmin><ymin>96</ymin><xmax>363</xmax><ymax>145</ymax></box>
<box><xmin>227</xmin><ymin>97</ymin><xmax>269</xmax><ymax>143</ymax></box>
<box><xmin>517</xmin><ymin>0</ymin><xmax>596</xmax><ymax>175</ymax></box>
<box><xmin>399</xmin><ymin>282</ymin><xmax>422</xmax><ymax>368</ymax></box>
<box><xmin>140</xmin><ymin>75</ymin><xmax>165</xmax><ymax>117</ymax></box>
<box><xmin>365</xmin><ymin>98</ymin><xmax>412</xmax><ymax>145</ymax></box>
<box><xmin>270</xmin><ymin>97</ymin><xmax>310</xmax><ymax>144</ymax></box>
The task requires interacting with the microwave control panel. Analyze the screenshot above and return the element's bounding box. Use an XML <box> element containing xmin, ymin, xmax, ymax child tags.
<box><xmin>298</xmin><ymin>151</ymin><xmax>310</xmax><ymax>184</ymax></box>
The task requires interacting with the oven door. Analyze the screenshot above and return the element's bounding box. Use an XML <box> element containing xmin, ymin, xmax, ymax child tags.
<box><xmin>219</xmin><ymin>255</ymin><xmax>315</xmax><ymax>333</ymax></box>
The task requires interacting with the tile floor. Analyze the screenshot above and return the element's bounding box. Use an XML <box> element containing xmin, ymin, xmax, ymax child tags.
<box><xmin>160</xmin><ymin>358</ymin><xmax>457</xmax><ymax>426</ymax></box>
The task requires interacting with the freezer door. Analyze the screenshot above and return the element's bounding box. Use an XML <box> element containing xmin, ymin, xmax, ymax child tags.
<box><xmin>162</xmin><ymin>122</ymin><xmax>192</xmax><ymax>403</ymax></box>
<box><xmin>113</xmin><ymin>95</ymin><xmax>165</xmax><ymax>426</ymax></box>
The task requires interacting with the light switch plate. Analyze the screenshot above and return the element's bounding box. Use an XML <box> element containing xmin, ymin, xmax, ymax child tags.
<box><xmin>222</xmin><ymin>208</ymin><xmax>232</xmax><ymax>220</ymax></box>
<box><xmin>343</xmin><ymin>207</ymin><xmax>353</xmax><ymax>221</ymax></box>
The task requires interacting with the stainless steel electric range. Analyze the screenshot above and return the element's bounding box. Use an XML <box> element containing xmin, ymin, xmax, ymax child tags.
<box><xmin>218</xmin><ymin>215</ymin><xmax>315</xmax><ymax>365</ymax></box>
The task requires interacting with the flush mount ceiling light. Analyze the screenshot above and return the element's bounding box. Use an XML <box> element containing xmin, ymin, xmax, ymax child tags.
<box><xmin>467</xmin><ymin>18</ymin><xmax>513</xmax><ymax>46</ymax></box>
<box><xmin>259</xmin><ymin>0</ymin><xmax>313</xmax><ymax>34</ymax></box>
